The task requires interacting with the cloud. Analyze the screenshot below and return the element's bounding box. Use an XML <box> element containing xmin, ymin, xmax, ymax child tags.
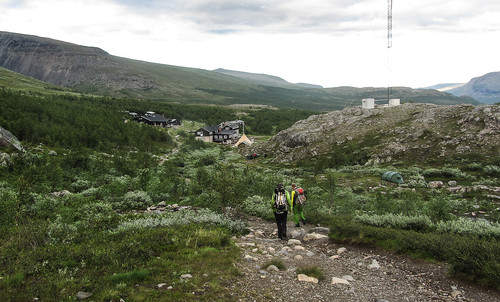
<box><xmin>1</xmin><ymin>0</ymin><xmax>500</xmax><ymax>87</ymax></box>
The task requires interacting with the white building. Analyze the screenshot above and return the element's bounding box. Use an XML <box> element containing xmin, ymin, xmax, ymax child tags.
<box><xmin>389</xmin><ymin>99</ymin><xmax>401</xmax><ymax>106</ymax></box>
<box><xmin>362</xmin><ymin>98</ymin><xmax>375</xmax><ymax>109</ymax></box>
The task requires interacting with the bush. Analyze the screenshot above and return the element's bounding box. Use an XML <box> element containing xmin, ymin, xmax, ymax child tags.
<box><xmin>261</xmin><ymin>259</ymin><xmax>286</xmax><ymax>271</ymax></box>
<box><xmin>109</xmin><ymin>269</ymin><xmax>150</xmax><ymax>284</ymax></box>
<box><xmin>112</xmin><ymin>190</ymin><xmax>152</xmax><ymax>211</ymax></box>
<box><xmin>355</xmin><ymin>213</ymin><xmax>433</xmax><ymax>232</ymax></box>
<box><xmin>241</xmin><ymin>195</ymin><xmax>273</xmax><ymax>220</ymax></box>
<box><xmin>483</xmin><ymin>165</ymin><xmax>500</xmax><ymax>176</ymax></box>
<box><xmin>296</xmin><ymin>266</ymin><xmax>325</xmax><ymax>281</ymax></box>
<box><xmin>113</xmin><ymin>208</ymin><xmax>247</xmax><ymax>234</ymax></box>
<box><xmin>0</xmin><ymin>187</ymin><xmax>17</xmax><ymax>233</ymax></box>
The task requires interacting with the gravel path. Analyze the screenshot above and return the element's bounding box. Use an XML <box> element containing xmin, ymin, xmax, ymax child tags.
<box><xmin>227</xmin><ymin>216</ymin><xmax>500</xmax><ymax>302</ymax></box>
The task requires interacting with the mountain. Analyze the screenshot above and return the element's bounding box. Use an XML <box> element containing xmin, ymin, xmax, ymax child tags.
<box><xmin>447</xmin><ymin>72</ymin><xmax>500</xmax><ymax>105</ymax></box>
<box><xmin>212</xmin><ymin>68</ymin><xmax>323</xmax><ymax>88</ymax></box>
<box><xmin>0</xmin><ymin>31</ymin><xmax>479</xmax><ymax>111</ymax></box>
<box><xmin>422</xmin><ymin>83</ymin><xmax>465</xmax><ymax>91</ymax></box>
<box><xmin>252</xmin><ymin>103</ymin><xmax>500</xmax><ymax>165</ymax></box>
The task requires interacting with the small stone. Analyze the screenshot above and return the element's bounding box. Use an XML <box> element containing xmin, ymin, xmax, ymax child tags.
<box><xmin>368</xmin><ymin>259</ymin><xmax>381</xmax><ymax>269</ymax></box>
<box><xmin>297</xmin><ymin>274</ymin><xmax>319</xmax><ymax>284</ymax></box>
<box><xmin>157</xmin><ymin>283</ymin><xmax>168</xmax><ymax>288</ymax></box>
<box><xmin>330</xmin><ymin>255</ymin><xmax>340</xmax><ymax>260</ymax></box>
<box><xmin>294</xmin><ymin>255</ymin><xmax>304</xmax><ymax>261</ymax></box>
<box><xmin>76</xmin><ymin>292</ymin><xmax>92</xmax><ymax>300</ymax></box>
<box><xmin>451</xmin><ymin>290</ymin><xmax>461</xmax><ymax>298</ymax></box>
<box><xmin>337</xmin><ymin>247</ymin><xmax>347</xmax><ymax>254</ymax></box>
<box><xmin>288</xmin><ymin>239</ymin><xmax>302</xmax><ymax>245</ymax></box>
<box><xmin>180</xmin><ymin>274</ymin><xmax>192</xmax><ymax>279</ymax></box>
<box><xmin>266</xmin><ymin>265</ymin><xmax>279</xmax><ymax>272</ymax></box>
<box><xmin>244</xmin><ymin>255</ymin><xmax>257</xmax><ymax>262</ymax></box>
<box><xmin>294</xmin><ymin>245</ymin><xmax>305</xmax><ymax>251</ymax></box>
<box><xmin>303</xmin><ymin>233</ymin><xmax>328</xmax><ymax>242</ymax></box>
<box><xmin>342</xmin><ymin>275</ymin><xmax>355</xmax><ymax>281</ymax></box>
<box><xmin>306</xmin><ymin>251</ymin><xmax>315</xmax><ymax>257</ymax></box>
<box><xmin>331</xmin><ymin>277</ymin><xmax>350</xmax><ymax>285</ymax></box>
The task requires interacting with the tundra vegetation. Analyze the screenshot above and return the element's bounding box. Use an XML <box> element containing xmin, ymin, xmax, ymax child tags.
<box><xmin>0</xmin><ymin>88</ymin><xmax>499</xmax><ymax>301</ymax></box>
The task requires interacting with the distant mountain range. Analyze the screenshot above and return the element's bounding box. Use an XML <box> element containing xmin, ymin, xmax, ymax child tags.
<box><xmin>423</xmin><ymin>72</ymin><xmax>500</xmax><ymax>105</ymax></box>
<box><xmin>0</xmin><ymin>31</ymin><xmax>480</xmax><ymax>111</ymax></box>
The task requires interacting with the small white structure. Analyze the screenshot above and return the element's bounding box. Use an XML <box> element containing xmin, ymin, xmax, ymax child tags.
<box><xmin>388</xmin><ymin>99</ymin><xmax>401</xmax><ymax>106</ymax></box>
<box><xmin>362</xmin><ymin>98</ymin><xmax>375</xmax><ymax>109</ymax></box>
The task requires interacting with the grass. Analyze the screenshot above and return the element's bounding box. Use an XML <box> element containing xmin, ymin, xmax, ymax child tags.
<box><xmin>0</xmin><ymin>224</ymin><xmax>241</xmax><ymax>301</ymax></box>
<box><xmin>261</xmin><ymin>259</ymin><xmax>286</xmax><ymax>271</ymax></box>
<box><xmin>296</xmin><ymin>266</ymin><xmax>326</xmax><ymax>282</ymax></box>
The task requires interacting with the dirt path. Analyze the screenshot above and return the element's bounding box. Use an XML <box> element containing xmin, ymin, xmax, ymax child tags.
<box><xmin>227</xmin><ymin>216</ymin><xmax>500</xmax><ymax>302</ymax></box>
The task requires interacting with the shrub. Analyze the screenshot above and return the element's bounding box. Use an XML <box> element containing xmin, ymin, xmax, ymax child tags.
<box><xmin>261</xmin><ymin>259</ymin><xmax>286</xmax><ymax>271</ymax></box>
<box><xmin>0</xmin><ymin>187</ymin><xmax>17</xmax><ymax>232</ymax></box>
<box><xmin>296</xmin><ymin>266</ymin><xmax>325</xmax><ymax>281</ymax></box>
<box><xmin>355</xmin><ymin>213</ymin><xmax>433</xmax><ymax>231</ymax></box>
<box><xmin>483</xmin><ymin>165</ymin><xmax>500</xmax><ymax>176</ymax></box>
<box><xmin>113</xmin><ymin>208</ymin><xmax>247</xmax><ymax>234</ymax></box>
<box><xmin>436</xmin><ymin>218</ymin><xmax>500</xmax><ymax>238</ymax></box>
<box><xmin>422</xmin><ymin>167</ymin><xmax>468</xmax><ymax>179</ymax></box>
<box><xmin>241</xmin><ymin>195</ymin><xmax>273</xmax><ymax>220</ymax></box>
<box><xmin>47</xmin><ymin>215</ymin><xmax>78</xmax><ymax>244</ymax></box>
<box><xmin>112</xmin><ymin>190</ymin><xmax>152</xmax><ymax>211</ymax></box>
<box><xmin>109</xmin><ymin>269</ymin><xmax>150</xmax><ymax>284</ymax></box>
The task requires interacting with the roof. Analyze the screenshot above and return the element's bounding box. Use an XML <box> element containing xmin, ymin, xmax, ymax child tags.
<box><xmin>141</xmin><ymin>113</ymin><xmax>168</xmax><ymax>123</ymax></box>
<box><xmin>234</xmin><ymin>134</ymin><xmax>253</xmax><ymax>147</ymax></box>
<box><xmin>216</xmin><ymin>130</ymin><xmax>238</xmax><ymax>135</ymax></box>
<box><xmin>200</xmin><ymin>125</ymin><xmax>220</xmax><ymax>132</ymax></box>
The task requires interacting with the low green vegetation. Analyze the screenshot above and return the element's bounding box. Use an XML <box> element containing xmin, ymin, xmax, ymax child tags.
<box><xmin>0</xmin><ymin>88</ymin><xmax>499</xmax><ymax>300</ymax></box>
<box><xmin>296</xmin><ymin>266</ymin><xmax>326</xmax><ymax>282</ymax></box>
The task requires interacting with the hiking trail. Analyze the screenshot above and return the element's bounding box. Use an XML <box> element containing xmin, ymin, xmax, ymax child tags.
<box><xmin>227</xmin><ymin>215</ymin><xmax>500</xmax><ymax>302</ymax></box>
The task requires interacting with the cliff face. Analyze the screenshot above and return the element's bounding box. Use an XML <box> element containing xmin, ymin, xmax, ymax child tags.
<box><xmin>253</xmin><ymin>103</ymin><xmax>500</xmax><ymax>164</ymax></box>
<box><xmin>0</xmin><ymin>31</ymin><xmax>110</xmax><ymax>86</ymax></box>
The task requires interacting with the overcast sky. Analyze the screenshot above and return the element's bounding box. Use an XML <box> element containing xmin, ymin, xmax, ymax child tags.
<box><xmin>1</xmin><ymin>0</ymin><xmax>499</xmax><ymax>88</ymax></box>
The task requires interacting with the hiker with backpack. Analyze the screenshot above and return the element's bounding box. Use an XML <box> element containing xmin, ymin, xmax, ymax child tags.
<box><xmin>291</xmin><ymin>183</ymin><xmax>307</xmax><ymax>227</ymax></box>
<box><xmin>271</xmin><ymin>183</ymin><xmax>292</xmax><ymax>240</ymax></box>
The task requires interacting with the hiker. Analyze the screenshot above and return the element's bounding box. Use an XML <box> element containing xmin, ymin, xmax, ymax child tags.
<box><xmin>291</xmin><ymin>183</ymin><xmax>307</xmax><ymax>227</ymax></box>
<box><xmin>271</xmin><ymin>183</ymin><xmax>291</xmax><ymax>240</ymax></box>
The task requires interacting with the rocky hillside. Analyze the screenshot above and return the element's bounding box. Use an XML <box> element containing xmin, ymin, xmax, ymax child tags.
<box><xmin>448</xmin><ymin>72</ymin><xmax>500</xmax><ymax>105</ymax></box>
<box><xmin>0</xmin><ymin>31</ymin><xmax>478</xmax><ymax>111</ymax></box>
<box><xmin>253</xmin><ymin>103</ymin><xmax>500</xmax><ymax>164</ymax></box>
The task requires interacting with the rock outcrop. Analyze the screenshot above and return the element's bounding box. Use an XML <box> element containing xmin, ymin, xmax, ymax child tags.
<box><xmin>0</xmin><ymin>125</ymin><xmax>24</xmax><ymax>152</ymax></box>
<box><xmin>253</xmin><ymin>103</ymin><xmax>500</xmax><ymax>164</ymax></box>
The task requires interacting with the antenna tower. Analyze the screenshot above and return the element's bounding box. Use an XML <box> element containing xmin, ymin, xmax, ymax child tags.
<box><xmin>387</xmin><ymin>0</ymin><xmax>393</xmax><ymax>101</ymax></box>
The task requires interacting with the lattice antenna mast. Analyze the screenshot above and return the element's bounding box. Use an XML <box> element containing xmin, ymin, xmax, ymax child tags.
<box><xmin>387</xmin><ymin>0</ymin><xmax>393</xmax><ymax>101</ymax></box>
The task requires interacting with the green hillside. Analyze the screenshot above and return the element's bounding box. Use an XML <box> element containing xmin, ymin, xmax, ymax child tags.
<box><xmin>0</xmin><ymin>66</ymin><xmax>74</xmax><ymax>95</ymax></box>
<box><xmin>0</xmin><ymin>31</ymin><xmax>480</xmax><ymax>111</ymax></box>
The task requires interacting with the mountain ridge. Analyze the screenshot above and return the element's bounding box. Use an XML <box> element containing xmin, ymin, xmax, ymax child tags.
<box><xmin>447</xmin><ymin>72</ymin><xmax>500</xmax><ymax>104</ymax></box>
<box><xmin>0</xmin><ymin>31</ymin><xmax>479</xmax><ymax>110</ymax></box>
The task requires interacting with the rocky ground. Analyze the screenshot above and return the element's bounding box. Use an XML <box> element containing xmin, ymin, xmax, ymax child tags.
<box><xmin>228</xmin><ymin>216</ymin><xmax>500</xmax><ymax>302</ymax></box>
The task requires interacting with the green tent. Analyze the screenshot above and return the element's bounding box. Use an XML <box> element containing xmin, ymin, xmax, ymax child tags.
<box><xmin>381</xmin><ymin>171</ymin><xmax>404</xmax><ymax>184</ymax></box>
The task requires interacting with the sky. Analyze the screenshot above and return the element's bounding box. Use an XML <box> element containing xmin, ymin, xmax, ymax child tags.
<box><xmin>1</xmin><ymin>0</ymin><xmax>499</xmax><ymax>88</ymax></box>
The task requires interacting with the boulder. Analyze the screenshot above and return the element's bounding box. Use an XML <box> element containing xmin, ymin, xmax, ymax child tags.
<box><xmin>331</xmin><ymin>277</ymin><xmax>350</xmax><ymax>285</ymax></box>
<box><xmin>303</xmin><ymin>232</ymin><xmax>329</xmax><ymax>244</ymax></box>
<box><xmin>428</xmin><ymin>181</ymin><xmax>444</xmax><ymax>189</ymax></box>
<box><xmin>0</xmin><ymin>126</ymin><xmax>24</xmax><ymax>152</ymax></box>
